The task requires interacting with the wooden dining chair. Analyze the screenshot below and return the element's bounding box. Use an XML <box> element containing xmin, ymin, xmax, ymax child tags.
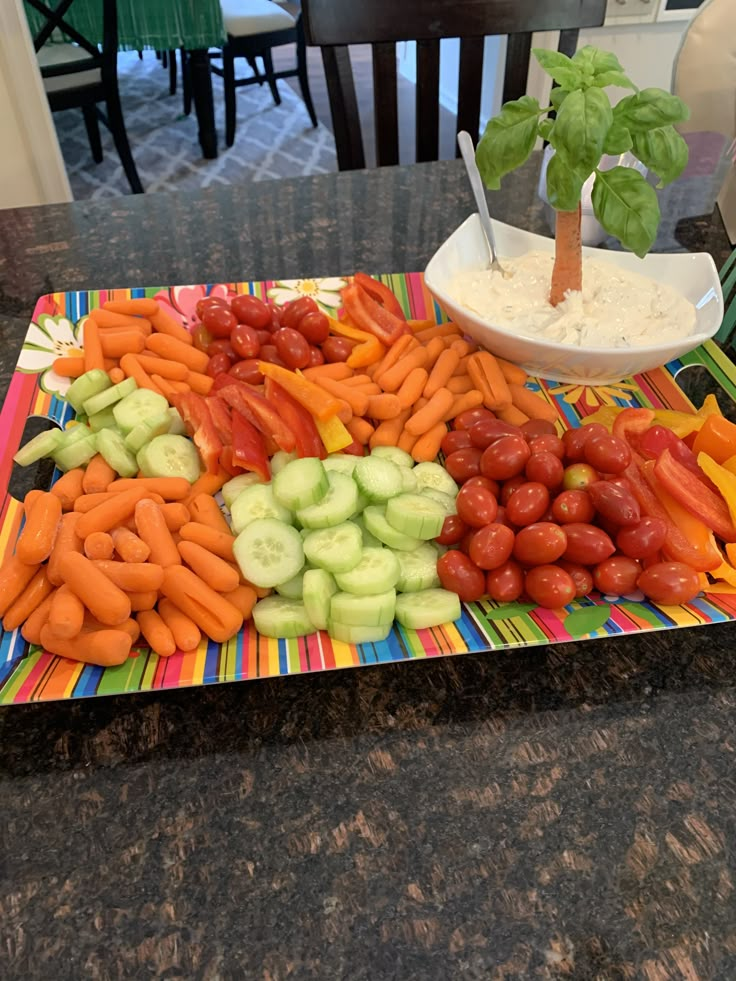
<box><xmin>27</xmin><ymin>0</ymin><xmax>143</xmax><ymax>194</ymax></box>
<box><xmin>301</xmin><ymin>0</ymin><xmax>607</xmax><ymax>170</ymax></box>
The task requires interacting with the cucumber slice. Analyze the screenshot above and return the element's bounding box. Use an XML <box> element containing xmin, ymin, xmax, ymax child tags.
<box><xmin>66</xmin><ymin>369</ymin><xmax>111</xmax><ymax>413</ymax></box>
<box><xmin>96</xmin><ymin>428</ymin><xmax>138</xmax><ymax>478</ymax></box>
<box><xmin>399</xmin><ymin>467</ymin><xmax>418</xmax><ymax>493</ymax></box>
<box><xmin>82</xmin><ymin>376</ymin><xmax>137</xmax><ymax>417</ymax></box>
<box><xmin>302</xmin><ymin>568</ymin><xmax>337</xmax><ymax>630</ymax></box>
<box><xmin>76</xmin><ymin>414</ymin><xmax>88</xmax><ymax>427</ymax></box>
<box><xmin>303</xmin><ymin>522</ymin><xmax>363</xmax><ymax>574</ymax></box>
<box><xmin>423</xmin><ymin>489</ymin><xmax>457</xmax><ymax>514</ymax></box>
<box><xmin>412</xmin><ymin>462</ymin><xmax>459</xmax><ymax>498</ymax></box>
<box><xmin>323</xmin><ymin>454</ymin><xmax>358</xmax><ymax>476</ymax></box>
<box><xmin>296</xmin><ymin>471</ymin><xmax>358</xmax><ymax>529</ymax></box>
<box><xmin>394</xmin><ymin>588</ymin><xmax>461</xmax><ymax>629</ymax></box>
<box><xmin>334</xmin><ymin>546</ymin><xmax>400</xmax><ymax>595</ymax></box>
<box><xmin>53</xmin><ymin>434</ymin><xmax>98</xmax><ymax>471</ymax></box>
<box><xmin>136</xmin><ymin>434</ymin><xmax>201</xmax><ymax>483</ymax></box>
<box><xmin>56</xmin><ymin>423</ymin><xmax>93</xmax><ymax>448</ymax></box>
<box><xmin>252</xmin><ymin>595</ymin><xmax>316</xmax><ymax>638</ymax></box>
<box><xmin>270</xmin><ymin>450</ymin><xmax>298</xmax><ymax>475</ymax></box>
<box><xmin>327</xmin><ymin>619</ymin><xmax>393</xmax><ymax>644</ymax></box>
<box><xmin>275</xmin><ymin>567</ymin><xmax>308</xmax><ymax>600</ymax></box>
<box><xmin>395</xmin><ymin>543</ymin><xmax>441</xmax><ymax>592</ymax></box>
<box><xmin>386</xmin><ymin>493</ymin><xmax>447</xmax><ymax>540</ymax></box>
<box><xmin>87</xmin><ymin>406</ymin><xmax>119</xmax><ymax>432</ymax></box>
<box><xmin>354</xmin><ymin>456</ymin><xmax>403</xmax><ymax>502</ymax></box>
<box><xmin>330</xmin><ymin>589</ymin><xmax>396</xmax><ymax>627</ymax></box>
<box><xmin>369</xmin><ymin>445</ymin><xmax>414</xmax><ymax>469</ymax></box>
<box><xmin>234</xmin><ymin>518</ymin><xmax>304</xmax><ymax>588</ymax></box>
<box><xmin>222</xmin><ymin>472</ymin><xmax>263</xmax><ymax>509</ymax></box>
<box><xmin>273</xmin><ymin>458</ymin><xmax>328</xmax><ymax>511</ymax></box>
<box><xmin>13</xmin><ymin>428</ymin><xmax>63</xmax><ymax>467</ymax></box>
<box><xmin>363</xmin><ymin>505</ymin><xmax>422</xmax><ymax>552</ymax></box>
<box><xmin>351</xmin><ymin>514</ymin><xmax>382</xmax><ymax>550</ymax></box>
<box><xmin>113</xmin><ymin>388</ymin><xmax>169</xmax><ymax>434</ymax></box>
<box><xmin>167</xmin><ymin>407</ymin><xmax>187</xmax><ymax>436</ymax></box>
<box><xmin>230</xmin><ymin>483</ymin><xmax>292</xmax><ymax>534</ymax></box>
<box><xmin>123</xmin><ymin>411</ymin><xmax>172</xmax><ymax>454</ymax></box>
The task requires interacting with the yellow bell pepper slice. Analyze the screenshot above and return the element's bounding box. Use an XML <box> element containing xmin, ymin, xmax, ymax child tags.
<box><xmin>314</xmin><ymin>414</ymin><xmax>353</xmax><ymax>453</ymax></box>
<box><xmin>697</xmin><ymin>452</ymin><xmax>736</xmax><ymax>526</ymax></box>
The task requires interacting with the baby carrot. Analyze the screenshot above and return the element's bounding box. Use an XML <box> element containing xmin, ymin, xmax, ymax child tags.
<box><xmin>150</xmin><ymin>308</ymin><xmax>193</xmax><ymax>346</ymax></box>
<box><xmin>449</xmin><ymin>338</ymin><xmax>475</xmax><ymax>357</ymax></box>
<box><xmin>160</xmin><ymin>565</ymin><xmax>243</xmax><ymax>643</ymax></box>
<box><xmin>82</xmin><ymin>453</ymin><xmax>117</xmax><ymax>494</ymax></box>
<box><xmin>405</xmin><ymin>388</ymin><xmax>454</xmax><ymax>436</ymax></box>
<box><xmin>134</xmin><ymin>499</ymin><xmax>181</xmax><ymax>567</ymax></box>
<box><xmin>2</xmin><ymin>567</ymin><xmax>53</xmax><ymax>631</ymax></box>
<box><xmin>184</xmin><ymin>471</ymin><xmax>228</xmax><ymax>507</ymax></box>
<box><xmin>59</xmin><ymin>552</ymin><xmax>131</xmax><ymax>625</ymax></box>
<box><xmin>120</xmin><ymin>353</ymin><xmax>165</xmax><ymax>396</ymax></box>
<box><xmin>378</xmin><ymin>347</ymin><xmax>429</xmax><ymax>393</ymax></box>
<box><xmin>346</xmin><ymin>416</ymin><xmax>374</xmax><ymax>446</ymax></box>
<box><xmin>185</xmin><ymin>370</ymin><xmax>214</xmax><ymax>396</ymax></box>
<box><xmin>178</xmin><ymin>522</ymin><xmax>235</xmax><ymax>562</ymax></box>
<box><xmin>302</xmin><ymin>362</ymin><xmax>354</xmax><ymax>381</ymax></box>
<box><xmin>52</xmin><ymin>356</ymin><xmax>86</xmax><ymax>378</ymax></box>
<box><xmin>160</xmin><ymin>502</ymin><xmax>191</xmax><ymax>532</ymax></box>
<box><xmin>411</xmin><ymin>421</ymin><xmax>447</xmax><ymax>463</ymax></box>
<box><xmin>47</xmin><ymin>511</ymin><xmax>83</xmax><ymax>586</ymax></box>
<box><xmin>367</xmin><ymin>393</ymin><xmax>402</xmax><ymax>420</ymax></box>
<box><xmin>158</xmin><ymin>598</ymin><xmax>201</xmax><ymax>651</ymax></box>
<box><xmin>177</xmin><ymin>540</ymin><xmax>240</xmax><ymax>593</ymax></box>
<box><xmin>473</xmin><ymin>352</ymin><xmax>512</xmax><ymax>410</ymax></box>
<box><xmin>83</xmin><ymin>531</ymin><xmax>115</xmax><ymax>560</ymax></box>
<box><xmin>372</xmin><ymin>333</ymin><xmax>415</xmax><ymax>384</ymax></box>
<box><xmin>21</xmin><ymin>593</ymin><xmax>54</xmax><ymax>645</ymax></box>
<box><xmin>91</xmin><ymin>307</ymin><xmax>151</xmax><ymax>329</ymax></box>
<box><xmin>314</xmin><ymin>376</ymin><xmax>369</xmax><ymax>417</ymax></box>
<box><xmin>137</xmin><ymin>609</ymin><xmax>176</xmax><ymax>657</ymax></box>
<box><xmin>150</xmin><ymin>375</ymin><xmax>178</xmax><ymax>400</ymax></box>
<box><xmin>395</xmin><ymin>368</ymin><xmax>428</xmax><ymax>410</ymax></box>
<box><xmin>341</xmin><ymin>373</ymin><xmax>373</xmax><ymax>387</ymax></box>
<box><xmin>82</xmin><ymin>614</ymin><xmax>140</xmax><ymax>646</ymax></box>
<box><xmin>50</xmin><ymin>468</ymin><xmax>85</xmax><ymax>510</ymax></box>
<box><xmin>221</xmin><ymin>584</ymin><xmax>257</xmax><ymax>620</ymax></box>
<box><xmin>414</xmin><ymin>323</ymin><xmax>461</xmax><ymax>343</ymax></box>
<box><xmin>103</xmin><ymin>297</ymin><xmax>159</xmax><ymax>317</ymax></box>
<box><xmin>48</xmin><ymin>583</ymin><xmax>85</xmax><ymax>639</ymax></box>
<box><xmin>423</xmin><ymin>336</ymin><xmax>446</xmax><ymax>371</ymax></box>
<box><xmin>92</xmin><ymin>560</ymin><xmax>164</xmax><ymax>592</ymax></box>
<box><xmin>369</xmin><ymin>408</ymin><xmax>411</xmax><ymax>449</ymax></box>
<box><xmin>83</xmin><ymin>318</ymin><xmax>104</xmax><ymax>372</ymax></box>
<box><xmin>23</xmin><ymin>489</ymin><xmax>45</xmax><ymax>513</ymax></box>
<box><xmin>424</xmin><ymin>348</ymin><xmax>460</xmax><ymax>399</ymax></box>
<box><xmin>187</xmin><ymin>494</ymin><xmax>231</xmax><ymax>535</ymax></box>
<box><xmin>126</xmin><ymin>590</ymin><xmax>158</xmax><ymax>612</ymax></box>
<box><xmin>76</xmin><ymin>486</ymin><xmax>148</xmax><ymax>538</ymax></box>
<box><xmin>99</xmin><ymin>331</ymin><xmax>145</xmax><ymax>359</ymax></box>
<box><xmin>40</xmin><ymin>624</ymin><xmax>132</xmax><ymax>667</ymax></box>
<box><xmin>398</xmin><ymin>428</ymin><xmax>419</xmax><ymax>454</ymax></box>
<box><xmin>133</xmin><ymin>353</ymin><xmax>188</xmax><ymax>380</ymax></box>
<box><xmin>446</xmin><ymin>374</ymin><xmax>474</xmax><ymax>394</ymax></box>
<box><xmin>444</xmin><ymin>391</ymin><xmax>484</xmax><ymax>422</ymax></box>
<box><xmin>145</xmin><ymin>333</ymin><xmax>208</xmax><ymax>372</ymax></box>
<box><xmin>497</xmin><ymin>404</ymin><xmax>530</xmax><ymax>427</ymax></box>
<box><xmin>109</xmin><ymin>367</ymin><xmax>125</xmax><ymax>384</ymax></box>
<box><xmin>349</xmin><ymin>382</ymin><xmax>382</xmax><ymax>397</ymax></box>
<box><xmin>495</xmin><ymin>357</ymin><xmax>528</xmax><ymax>385</ymax></box>
<box><xmin>507</xmin><ymin>383</ymin><xmax>558</xmax><ymax>424</ymax></box>
<box><xmin>111</xmin><ymin>526</ymin><xmax>150</xmax><ymax>563</ymax></box>
<box><xmin>107</xmin><ymin>477</ymin><xmax>190</xmax><ymax>500</ymax></box>
<box><xmin>74</xmin><ymin>492</ymin><xmax>116</xmax><ymax>513</ymax></box>
<box><xmin>15</xmin><ymin>491</ymin><xmax>62</xmax><ymax>565</ymax></box>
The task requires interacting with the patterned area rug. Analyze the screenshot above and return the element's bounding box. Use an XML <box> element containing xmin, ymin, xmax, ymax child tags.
<box><xmin>54</xmin><ymin>51</ymin><xmax>337</xmax><ymax>199</ymax></box>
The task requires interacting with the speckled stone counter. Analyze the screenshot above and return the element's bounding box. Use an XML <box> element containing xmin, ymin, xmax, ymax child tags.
<box><xmin>1</xmin><ymin>155</ymin><xmax>736</xmax><ymax>981</ymax></box>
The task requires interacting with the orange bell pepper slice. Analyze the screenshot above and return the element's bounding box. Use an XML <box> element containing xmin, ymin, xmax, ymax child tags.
<box><xmin>255</xmin><ymin>362</ymin><xmax>343</xmax><ymax>422</ymax></box>
<box><xmin>692</xmin><ymin>414</ymin><xmax>736</xmax><ymax>464</ymax></box>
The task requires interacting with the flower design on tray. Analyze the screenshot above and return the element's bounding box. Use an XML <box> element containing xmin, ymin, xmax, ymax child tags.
<box><xmin>153</xmin><ymin>283</ymin><xmax>235</xmax><ymax>330</ymax></box>
<box><xmin>16</xmin><ymin>314</ymin><xmax>83</xmax><ymax>395</ymax></box>
<box><xmin>267</xmin><ymin>277</ymin><xmax>347</xmax><ymax>309</ymax></box>
<box><xmin>547</xmin><ymin>380</ymin><xmax>640</xmax><ymax>407</ymax></box>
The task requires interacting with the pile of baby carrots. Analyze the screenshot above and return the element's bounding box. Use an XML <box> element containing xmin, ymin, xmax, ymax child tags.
<box><xmin>303</xmin><ymin>319</ymin><xmax>558</xmax><ymax>462</ymax></box>
<box><xmin>54</xmin><ymin>297</ymin><xmax>213</xmax><ymax>403</ymax></box>
<box><xmin>0</xmin><ymin>468</ymin><xmax>260</xmax><ymax>666</ymax></box>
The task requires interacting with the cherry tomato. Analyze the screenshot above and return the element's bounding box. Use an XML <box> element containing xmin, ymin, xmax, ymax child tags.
<box><xmin>637</xmin><ymin>562</ymin><xmax>701</xmax><ymax>605</ymax></box>
<box><xmin>307</xmin><ymin>346</ymin><xmax>325</xmax><ymax>367</ymax></box>
<box><xmin>192</xmin><ymin>322</ymin><xmax>213</xmax><ymax>353</ymax></box>
<box><xmin>229</xmin><ymin>359</ymin><xmax>265</xmax><ymax>385</ymax></box>
<box><xmin>273</xmin><ymin>327</ymin><xmax>310</xmax><ymax>370</ymax></box>
<box><xmin>505</xmin><ymin>482</ymin><xmax>550</xmax><ymax>527</ymax></box>
<box><xmin>469</xmin><ymin>418</ymin><xmax>522</xmax><ymax>450</ymax></box>
<box><xmin>259</xmin><ymin>344</ymin><xmax>285</xmax><ymax>366</ymax></box>
<box><xmin>441</xmin><ymin>430</ymin><xmax>473</xmax><ymax>456</ymax></box>
<box><xmin>269</xmin><ymin>308</ymin><xmax>282</xmax><ymax>333</ymax></box>
<box><xmin>256</xmin><ymin>329</ymin><xmax>273</xmax><ymax>346</ymax></box>
<box><xmin>493</xmin><ymin>505</ymin><xmax>515</xmax><ymax>530</ymax></box>
<box><xmin>551</xmin><ymin>489</ymin><xmax>594</xmax><ymax>525</ymax></box>
<box><xmin>525</xmin><ymin>451</ymin><xmax>564</xmax><ymax>490</ymax></box>
<box><xmin>207</xmin><ymin>339</ymin><xmax>237</xmax><ymax>362</ymax></box>
<box><xmin>437</xmin><ymin>551</ymin><xmax>486</xmax><ymax>602</ymax></box>
<box><xmin>281</xmin><ymin>296</ymin><xmax>319</xmax><ymax>329</ymax></box>
<box><xmin>195</xmin><ymin>295</ymin><xmax>229</xmax><ymax>320</ymax></box>
<box><xmin>562</xmin><ymin>523</ymin><xmax>616</xmax><ymax>565</ymax></box>
<box><xmin>593</xmin><ymin>556</ymin><xmax>642</xmax><ymax>596</ymax></box>
<box><xmin>231</xmin><ymin>294</ymin><xmax>271</xmax><ymax>329</ymax></box>
<box><xmin>469</xmin><ymin>523</ymin><xmax>515</xmax><ymax>570</ymax></box>
<box><xmin>444</xmin><ymin>447</ymin><xmax>483</xmax><ymax>483</ymax></box>
<box><xmin>230</xmin><ymin>324</ymin><xmax>261</xmax><ymax>360</ymax></box>
<box><xmin>202</xmin><ymin>304</ymin><xmax>237</xmax><ymax>339</ymax></box>
<box><xmin>456</xmin><ymin>483</ymin><xmax>498</xmax><ymax>528</ymax></box>
<box><xmin>500</xmin><ymin>475</ymin><xmax>527</xmax><ymax>506</ymax></box>
<box><xmin>616</xmin><ymin>517</ymin><xmax>668</xmax><ymax>559</ymax></box>
<box><xmin>462</xmin><ymin>475</ymin><xmax>499</xmax><ymax>496</ymax></box>
<box><xmin>486</xmin><ymin>559</ymin><xmax>525</xmax><ymax>602</ymax></box>
<box><xmin>342</xmin><ymin>439</ymin><xmax>365</xmax><ymax>457</ymax></box>
<box><xmin>587</xmin><ymin>481</ymin><xmax>640</xmax><ymax>527</ymax></box>
<box><xmin>584</xmin><ymin>434</ymin><xmax>632</xmax><ymax>475</ymax></box>
<box><xmin>562</xmin><ymin>462</ymin><xmax>598</xmax><ymax>491</ymax></box>
<box><xmin>528</xmin><ymin>434</ymin><xmax>565</xmax><ymax>459</ymax></box>
<box><xmin>520</xmin><ymin>419</ymin><xmax>557</xmax><ymax>439</ymax></box>
<box><xmin>454</xmin><ymin>407</ymin><xmax>497</xmax><ymax>431</ymax></box>
<box><xmin>206</xmin><ymin>352</ymin><xmax>233</xmax><ymax>378</ymax></box>
<box><xmin>436</xmin><ymin>513</ymin><xmax>468</xmax><ymax>546</ymax></box>
<box><xmin>481</xmin><ymin>436</ymin><xmax>531</xmax><ymax>481</ymax></box>
<box><xmin>558</xmin><ymin>560</ymin><xmax>594</xmax><ymax>598</ymax></box>
<box><xmin>561</xmin><ymin>423</ymin><xmax>607</xmax><ymax>462</ymax></box>
<box><xmin>322</xmin><ymin>336</ymin><xmax>355</xmax><ymax>363</ymax></box>
<box><xmin>513</xmin><ymin>522</ymin><xmax>567</xmax><ymax>566</ymax></box>
<box><xmin>297</xmin><ymin>311</ymin><xmax>330</xmax><ymax>345</ymax></box>
<box><xmin>525</xmin><ymin>565</ymin><xmax>576</xmax><ymax>609</ymax></box>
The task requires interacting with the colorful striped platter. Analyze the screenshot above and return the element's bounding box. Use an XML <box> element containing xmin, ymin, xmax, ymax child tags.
<box><xmin>2</xmin><ymin>272</ymin><xmax>736</xmax><ymax>706</ymax></box>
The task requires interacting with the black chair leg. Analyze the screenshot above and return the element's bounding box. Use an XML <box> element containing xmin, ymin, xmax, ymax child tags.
<box><xmin>246</xmin><ymin>55</ymin><xmax>263</xmax><ymax>84</ymax></box>
<box><xmin>181</xmin><ymin>47</ymin><xmax>192</xmax><ymax>115</ymax></box>
<box><xmin>104</xmin><ymin>91</ymin><xmax>144</xmax><ymax>194</ymax></box>
<box><xmin>161</xmin><ymin>50</ymin><xmax>168</xmax><ymax>68</ymax></box>
<box><xmin>168</xmin><ymin>49</ymin><xmax>177</xmax><ymax>95</ymax></box>
<box><xmin>261</xmin><ymin>48</ymin><xmax>281</xmax><ymax>107</ymax></box>
<box><xmin>296</xmin><ymin>21</ymin><xmax>317</xmax><ymax>128</ymax></box>
<box><xmin>223</xmin><ymin>46</ymin><xmax>237</xmax><ymax>147</ymax></box>
<box><xmin>82</xmin><ymin>104</ymin><xmax>103</xmax><ymax>163</ymax></box>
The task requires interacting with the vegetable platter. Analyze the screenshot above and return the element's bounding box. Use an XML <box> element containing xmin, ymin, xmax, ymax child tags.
<box><xmin>2</xmin><ymin>271</ymin><xmax>736</xmax><ymax>707</ymax></box>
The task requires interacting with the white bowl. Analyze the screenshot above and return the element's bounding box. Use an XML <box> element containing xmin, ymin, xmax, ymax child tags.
<box><xmin>423</xmin><ymin>213</ymin><xmax>723</xmax><ymax>385</ymax></box>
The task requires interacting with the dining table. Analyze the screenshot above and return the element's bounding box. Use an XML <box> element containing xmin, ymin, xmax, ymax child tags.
<box><xmin>2</xmin><ymin>147</ymin><xmax>736</xmax><ymax>980</ymax></box>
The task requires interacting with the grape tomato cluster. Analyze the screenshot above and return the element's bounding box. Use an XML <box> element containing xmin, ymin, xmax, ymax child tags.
<box><xmin>435</xmin><ymin>407</ymin><xmax>700</xmax><ymax>609</ymax></box>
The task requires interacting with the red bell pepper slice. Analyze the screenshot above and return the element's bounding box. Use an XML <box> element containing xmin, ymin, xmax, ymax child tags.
<box><xmin>654</xmin><ymin>448</ymin><xmax>736</xmax><ymax>542</ymax></box>
<box><xmin>353</xmin><ymin>272</ymin><xmax>406</xmax><ymax>320</ymax></box>
<box><xmin>217</xmin><ymin>382</ymin><xmax>296</xmax><ymax>453</ymax></box>
<box><xmin>173</xmin><ymin>392</ymin><xmax>223</xmax><ymax>476</ymax></box>
<box><xmin>206</xmin><ymin>395</ymin><xmax>233</xmax><ymax>446</ymax></box>
<box><xmin>639</xmin><ymin>423</ymin><xmax>719</xmax><ymax>492</ymax></box>
<box><xmin>263</xmin><ymin>378</ymin><xmax>326</xmax><ymax>459</ymax></box>
<box><xmin>341</xmin><ymin>284</ymin><xmax>410</xmax><ymax>347</ymax></box>
<box><xmin>612</xmin><ymin>407</ymin><xmax>654</xmax><ymax>462</ymax></box>
<box><xmin>231</xmin><ymin>410</ymin><xmax>271</xmax><ymax>482</ymax></box>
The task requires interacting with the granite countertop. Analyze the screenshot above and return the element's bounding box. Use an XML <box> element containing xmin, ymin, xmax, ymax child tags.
<box><xmin>1</xmin><ymin>155</ymin><xmax>736</xmax><ymax>980</ymax></box>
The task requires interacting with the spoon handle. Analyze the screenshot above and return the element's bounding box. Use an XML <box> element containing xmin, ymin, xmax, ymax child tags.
<box><xmin>457</xmin><ymin>131</ymin><xmax>501</xmax><ymax>267</ymax></box>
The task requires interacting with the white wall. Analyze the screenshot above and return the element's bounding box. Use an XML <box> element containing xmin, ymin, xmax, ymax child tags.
<box><xmin>0</xmin><ymin>0</ymin><xmax>71</xmax><ymax>209</ymax></box>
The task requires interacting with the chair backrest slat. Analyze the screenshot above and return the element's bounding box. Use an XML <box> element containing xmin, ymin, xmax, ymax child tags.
<box><xmin>372</xmin><ymin>42</ymin><xmax>399</xmax><ymax>167</ymax></box>
<box><xmin>456</xmin><ymin>36</ymin><xmax>484</xmax><ymax>149</ymax></box>
<box><xmin>502</xmin><ymin>32</ymin><xmax>532</xmax><ymax>105</ymax></box>
<box><xmin>416</xmin><ymin>39</ymin><xmax>440</xmax><ymax>163</ymax></box>
<box><xmin>321</xmin><ymin>45</ymin><xmax>365</xmax><ymax>170</ymax></box>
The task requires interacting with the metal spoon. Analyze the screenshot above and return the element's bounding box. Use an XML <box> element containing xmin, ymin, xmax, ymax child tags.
<box><xmin>457</xmin><ymin>130</ymin><xmax>508</xmax><ymax>278</ymax></box>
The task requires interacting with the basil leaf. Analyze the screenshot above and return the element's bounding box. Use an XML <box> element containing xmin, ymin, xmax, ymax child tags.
<box><xmin>475</xmin><ymin>96</ymin><xmax>542</xmax><ymax>191</ymax></box>
<box><xmin>532</xmin><ymin>48</ymin><xmax>584</xmax><ymax>90</ymax></box>
<box><xmin>630</xmin><ymin>125</ymin><xmax>689</xmax><ymax>187</ymax></box>
<box><xmin>590</xmin><ymin>70</ymin><xmax>636</xmax><ymax>90</ymax></box>
<box><xmin>591</xmin><ymin>167</ymin><xmax>660</xmax><ymax>258</ymax></box>
<box><xmin>546</xmin><ymin>152</ymin><xmax>584</xmax><ymax>211</ymax></box>
<box><xmin>550</xmin><ymin>87</ymin><xmax>569</xmax><ymax>111</ymax></box>
<box><xmin>572</xmin><ymin>45</ymin><xmax>625</xmax><ymax>76</ymax></box>
<box><xmin>616</xmin><ymin>88</ymin><xmax>690</xmax><ymax>131</ymax></box>
<box><xmin>603</xmin><ymin>119</ymin><xmax>633</xmax><ymax>155</ymax></box>
<box><xmin>551</xmin><ymin>87</ymin><xmax>613</xmax><ymax>179</ymax></box>
<box><xmin>538</xmin><ymin>118</ymin><xmax>554</xmax><ymax>141</ymax></box>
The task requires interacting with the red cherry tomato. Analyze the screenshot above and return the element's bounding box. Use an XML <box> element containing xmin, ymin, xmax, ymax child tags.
<box><xmin>558</xmin><ymin>560</ymin><xmax>594</xmax><ymax>598</ymax></box>
<box><xmin>441</xmin><ymin>430</ymin><xmax>473</xmax><ymax>456</ymax></box>
<box><xmin>231</xmin><ymin>294</ymin><xmax>272</xmax><ymax>329</ymax></box>
<box><xmin>468</xmin><ymin>523</ymin><xmax>515</xmax><ymax>570</ymax></box>
<box><xmin>551</xmin><ymin>489</ymin><xmax>594</xmax><ymax>525</ymax></box>
<box><xmin>587</xmin><ymin>480</ymin><xmax>640</xmax><ymax>527</ymax></box>
<box><xmin>593</xmin><ymin>556</ymin><xmax>642</xmax><ymax>596</ymax></box>
<box><xmin>561</xmin><ymin>423</ymin><xmax>607</xmax><ymax>462</ymax></box>
<box><xmin>281</xmin><ymin>296</ymin><xmax>319</xmax><ymax>329</ymax></box>
<box><xmin>493</xmin><ymin>505</ymin><xmax>515</xmax><ymax>530</ymax></box>
<box><xmin>229</xmin><ymin>359</ymin><xmax>264</xmax><ymax>385</ymax></box>
<box><xmin>525</xmin><ymin>565</ymin><xmax>576</xmax><ymax>609</ymax></box>
<box><xmin>528</xmin><ymin>434</ymin><xmax>565</xmax><ymax>459</ymax></box>
<box><xmin>453</xmin><ymin>407</ymin><xmax>497</xmax><ymax>431</ymax></box>
<box><xmin>322</xmin><ymin>336</ymin><xmax>355</xmax><ymax>363</ymax></box>
<box><xmin>437</xmin><ymin>551</ymin><xmax>486</xmax><ymax>602</ymax></box>
<box><xmin>480</xmin><ymin>436</ymin><xmax>531</xmax><ymax>481</ymax></box>
<box><xmin>206</xmin><ymin>353</ymin><xmax>233</xmax><ymax>378</ymax></box>
<box><xmin>505</xmin><ymin>482</ymin><xmax>550</xmax><ymax>526</ymax></box>
<box><xmin>297</xmin><ymin>311</ymin><xmax>330</xmax><ymax>344</ymax></box>
<box><xmin>583</xmin><ymin>434</ymin><xmax>632</xmax><ymax>475</ymax></box>
<box><xmin>207</xmin><ymin>339</ymin><xmax>237</xmax><ymax>362</ymax></box>
<box><xmin>462</xmin><ymin>475</ymin><xmax>500</xmax><ymax>497</ymax></box>
<box><xmin>192</xmin><ymin>323</ymin><xmax>213</xmax><ymax>352</ymax></box>
<box><xmin>637</xmin><ymin>562</ymin><xmax>701</xmax><ymax>605</ymax></box>
<box><xmin>456</xmin><ymin>483</ymin><xmax>498</xmax><ymax>528</ymax></box>
<box><xmin>525</xmin><ymin>451</ymin><xmax>564</xmax><ymax>490</ymax></box>
<box><xmin>562</xmin><ymin>462</ymin><xmax>598</xmax><ymax>491</ymax></box>
<box><xmin>436</xmin><ymin>513</ymin><xmax>468</xmax><ymax>546</ymax></box>
<box><xmin>616</xmin><ymin>517</ymin><xmax>668</xmax><ymax>559</ymax></box>
<box><xmin>520</xmin><ymin>419</ymin><xmax>557</xmax><ymax>439</ymax></box>
<box><xmin>341</xmin><ymin>439</ymin><xmax>365</xmax><ymax>457</ymax></box>
<box><xmin>561</xmin><ymin>523</ymin><xmax>616</xmax><ymax>565</ymax></box>
<box><xmin>500</xmin><ymin>475</ymin><xmax>527</xmax><ymax>506</ymax></box>
<box><xmin>269</xmin><ymin>308</ymin><xmax>282</xmax><ymax>333</ymax></box>
<box><xmin>273</xmin><ymin>327</ymin><xmax>310</xmax><ymax>370</ymax></box>
<box><xmin>230</xmin><ymin>323</ymin><xmax>261</xmax><ymax>360</ymax></box>
<box><xmin>202</xmin><ymin>304</ymin><xmax>237</xmax><ymax>339</ymax></box>
<box><xmin>486</xmin><ymin>560</ymin><xmax>525</xmax><ymax>602</ymax></box>
<box><xmin>258</xmin><ymin>344</ymin><xmax>285</xmax><ymax>366</ymax></box>
<box><xmin>444</xmin><ymin>447</ymin><xmax>483</xmax><ymax>483</ymax></box>
<box><xmin>513</xmin><ymin>522</ymin><xmax>567</xmax><ymax>566</ymax></box>
<box><xmin>307</xmin><ymin>345</ymin><xmax>325</xmax><ymax>367</ymax></box>
<box><xmin>195</xmin><ymin>295</ymin><xmax>229</xmax><ymax>320</ymax></box>
<box><xmin>469</xmin><ymin>418</ymin><xmax>523</xmax><ymax>450</ymax></box>
<box><xmin>255</xmin><ymin>329</ymin><xmax>273</xmax><ymax>346</ymax></box>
